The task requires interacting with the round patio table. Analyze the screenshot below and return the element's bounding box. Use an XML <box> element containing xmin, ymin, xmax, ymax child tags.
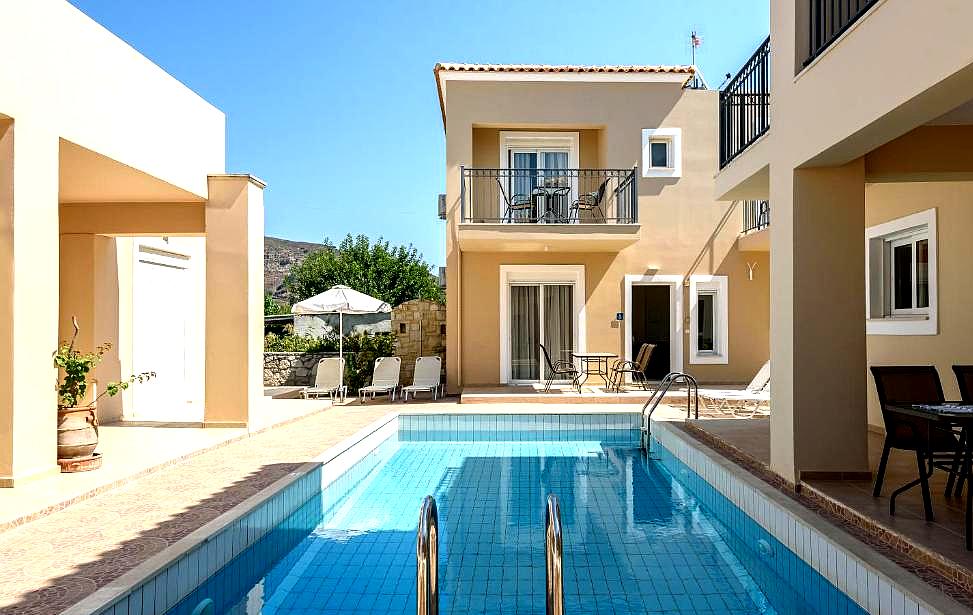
<box><xmin>570</xmin><ymin>352</ymin><xmax>618</xmax><ymax>391</ymax></box>
<box><xmin>532</xmin><ymin>186</ymin><xmax>572</xmax><ymax>223</ymax></box>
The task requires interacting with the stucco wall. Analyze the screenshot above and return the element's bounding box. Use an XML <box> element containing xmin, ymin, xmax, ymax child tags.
<box><xmin>865</xmin><ymin>181</ymin><xmax>973</xmax><ymax>427</ymax></box>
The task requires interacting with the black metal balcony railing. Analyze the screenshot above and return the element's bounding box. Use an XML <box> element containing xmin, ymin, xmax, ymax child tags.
<box><xmin>460</xmin><ymin>167</ymin><xmax>638</xmax><ymax>224</ymax></box>
<box><xmin>719</xmin><ymin>36</ymin><xmax>771</xmax><ymax>169</ymax></box>
<box><xmin>742</xmin><ymin>200</ymin><xmax>770</xmax><ymax>234</ymax></box>
<box><xmin>805</xmin><ymin>0</ymin><xmax>879</xmax><ymax>67</ymax></box>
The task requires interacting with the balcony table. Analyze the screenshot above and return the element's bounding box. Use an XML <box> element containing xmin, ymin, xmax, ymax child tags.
<box><xmin>532</xmin><ymin>186</ymin><xmax>572</xmax><ymax>223</ymax></box>
<box><xmin>570</xmin><ymin>352</ymin><xmax>618</xmax><ymax>390</ymax></box>
<box><xmin>886</xmin><ymin>403</ymin><xmax>973</xmax><ymax>550</ymax></box>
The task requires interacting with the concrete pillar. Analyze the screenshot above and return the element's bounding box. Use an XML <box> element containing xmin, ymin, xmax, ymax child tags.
<box><xmin>0</xmin><ymin>119</ymin><xmax>61</xmax><ymax>486</ymax></box>
<box><xmin>769</xmin><ymin>159</ymin><xmax>870</xmax><ymax>483</ymax></box>
<box><xmin>204</xmin><ymin>175</ymin><xmax>265</xmax><ymax>427</ymax></box>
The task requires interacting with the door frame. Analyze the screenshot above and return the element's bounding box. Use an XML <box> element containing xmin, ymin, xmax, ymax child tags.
<box><xmin>623</xmin><ymin>274</ymin><xmax>683</xmax><ymax>380</ymax></box>
<box><xmin>499</xmin><ymin>265</ymin><xmax>586</xmax><ymax>384</ymax></box>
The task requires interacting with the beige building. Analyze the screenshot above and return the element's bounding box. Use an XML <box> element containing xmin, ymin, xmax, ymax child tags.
<box><xmin>715</xmin><ymin>0</ymin><xmax>973</xmax><ymax>483</ymax></box>
<box><xmin>437</xmin><ymin>64</ymin><xmax>771</xmax><ymax>395</ymax></box>
<box><xmin>0</xmin><ymin>1</ymin><xmax>265</xmax><ymax>486</ymax></box>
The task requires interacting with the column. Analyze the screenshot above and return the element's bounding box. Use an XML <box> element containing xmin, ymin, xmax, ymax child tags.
<box><xmin>204</xmin><ymin>175</ymin><xmax>265</xmax><ymax>428</ymax></box>
<box><xmin>0</xmin><ymin>119</ymin><xmax>61</xmax><ymax>486</ymax></box>
<box><xmin>769</xmin><ymin>159</ymin><xmax>870</xmax><ymax>483</ymax></box>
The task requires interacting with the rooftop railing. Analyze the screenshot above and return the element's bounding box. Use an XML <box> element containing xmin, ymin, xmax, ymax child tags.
<box><xmin>719</xmin><ymin>37</ymin><xmax>771</xmax><ymax>169</ymax></box>
<box><xmin>460</xmin><ymin>167</ymin><xmax>638</xmax><ymax>225</ymax></box>
<box><xmin>804</xmin><ymin>0</ymin><xmax>880</xmax><ymax>67</ymax></box>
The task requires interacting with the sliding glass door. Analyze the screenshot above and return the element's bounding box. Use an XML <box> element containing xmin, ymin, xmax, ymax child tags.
<box><xmin>510</xmin><ymin>283</ymin><xmax>574</xmax><ymax>381</ymax></box>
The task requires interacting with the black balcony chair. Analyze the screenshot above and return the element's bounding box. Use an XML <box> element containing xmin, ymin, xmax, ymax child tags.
<box><xmin>870</xmin><ymin>366</ymin><xmax>964</xmax><ymax>520</ymax></box>
<box><xmin>570</xmin><ymin>178</ymin><xmax>609</xmax><ymax>223</ymax></box>
<box><xmin>497</xmin><ymin>178</ymin><xmax>533</xmax><ymax>223</ymax></box>
<box><xmin>608</xmin><ymin>343</ymin><xmax>656</xmax><ymax>392</ymax></box>
<box><xmin>539</xmin><ymin>344</ymin><xmax>579</xmax><ymax>394</ymax></box>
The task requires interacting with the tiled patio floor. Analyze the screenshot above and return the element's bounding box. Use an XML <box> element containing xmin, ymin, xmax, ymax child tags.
<box><xmin>0</xmin><ymin>397</ymin><xmax>333</xmax><ymax>532</ymax></box>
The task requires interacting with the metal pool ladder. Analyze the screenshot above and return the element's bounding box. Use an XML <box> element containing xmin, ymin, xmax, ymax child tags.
<box><xmin>417</xmin><ymin>495</ymin><xmax>439</xmax><ymax>615</ymax></box>
<box><xmin>640</xmin><ymin>371</ymin><xmax>699</xmax><ymax>453</ymax></box>
<box><xmin>546</xmin><ymin>494</ymin><xmax>564</xmax><ymax>615</ymax></box>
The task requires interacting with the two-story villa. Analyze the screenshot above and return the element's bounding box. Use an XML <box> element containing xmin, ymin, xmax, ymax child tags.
<box><xmin>437</xmin><ymin>63</ymin><xmax>770</xmax><ymax>395</ymax></box>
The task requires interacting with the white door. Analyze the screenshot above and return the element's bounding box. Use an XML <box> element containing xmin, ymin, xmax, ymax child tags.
<box><xmin>131</xmin><ymin>248</ymin><xmax>194</xmax><ymax>421</ymax></box>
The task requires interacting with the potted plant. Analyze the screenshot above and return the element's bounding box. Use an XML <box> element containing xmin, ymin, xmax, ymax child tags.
<box><xmin>53</xmin><ymin>317</ymin><xmax>155</xmax><ymax>472</ymax></box>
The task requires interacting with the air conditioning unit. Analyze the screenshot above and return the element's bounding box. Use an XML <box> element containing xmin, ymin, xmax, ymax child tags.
<box><xmin>437</xmin><ymin>194</ymin><xmax>446</xmax><ymax>220</ymax></box>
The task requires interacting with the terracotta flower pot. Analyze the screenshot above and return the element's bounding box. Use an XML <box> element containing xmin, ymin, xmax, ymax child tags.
<box><xmin>56</xmin><ymin>405</ymin><xmax>99</xmax><ymax>460</ymax></box>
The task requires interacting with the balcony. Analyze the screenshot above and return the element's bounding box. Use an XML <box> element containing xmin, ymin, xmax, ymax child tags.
<box><xmin>457</xmin><ymin>167</ymin><xmax>641</xmax><ymax>253</ymax></box>
<box><xmin>738</xmin><ymin>200</ymin><xmax>770</xmax><ymax>252</ymax></box>
<box><xmin>719</xmin><ymin>37</ymin><xmax>770</xmax><ymax>169</ymax></box>
<box><xmin>803</xmin><ymin>0</ymin><xmax>880</xmax><ymax>67</ymax></box>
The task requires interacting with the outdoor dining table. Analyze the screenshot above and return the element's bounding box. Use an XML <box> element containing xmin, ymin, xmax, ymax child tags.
<box><xmin>571</xmin><ymin>352</ymin><xmax>618</xmax><ymax>390</ymax></box>
<box><xmin>887</xmin><ymin>402</ymin><xmax>973</xmax><ymax>550</ymax></box>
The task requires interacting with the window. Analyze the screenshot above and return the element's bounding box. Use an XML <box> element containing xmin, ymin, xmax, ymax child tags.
<box><xmin>865</xmin><ymin>209</ymin><xmax>937</xmax><ymax>336</ymax></box>
<box><xmin>689</xmin><ymin>275</ymin><xmax>728</xmax><ymax>364</ymax></box>
<box><xmin>641</xmin><ymin>128</ymin><xmax>682</xmax><ymax>178</ymax></box>
<box><xmin>649</xmin><ymin>140</ymin><xmax>670</xmax><ymax>169</ymax></box>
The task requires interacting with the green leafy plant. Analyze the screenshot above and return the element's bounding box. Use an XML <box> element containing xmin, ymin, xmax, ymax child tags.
<box><xmin>54</xmin><ymin>318</ymin><xmax>156</xmax><ymax>409</ymax></box>
<box><xmin>263</xmin><ymin>330</ymin><xmax>395</xmax><ymax>391</ymax></box>
<box><xmin>283</xmin><ymin>234</ymin><xmax>444</xmax><ymax>306</ymax></box>
<box><xmin>264</xmin><ymin>292</ymin><xmax>290</xmax><ymax>315</ymax></box>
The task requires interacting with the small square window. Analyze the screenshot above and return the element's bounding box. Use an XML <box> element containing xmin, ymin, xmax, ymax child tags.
<box><xmin>649</xmin><ymin>141</ymin><xmax>670</xmax><ymax>168</ymax></box>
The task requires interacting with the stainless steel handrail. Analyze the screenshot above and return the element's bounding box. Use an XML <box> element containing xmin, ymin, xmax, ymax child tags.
<box><xmin>416</xmin><ymin>495</ymin><xmax>439</xmax><ymax>615</ymax></box>
<box><xmin>545</xmin><ymin>494</ymin><xmax>564</xmax><ymax>615</ymax></box>
<box><xmin>640</xmin><ymin>371</ymin><xmax>699</xmax><ymax>453</ymax></box>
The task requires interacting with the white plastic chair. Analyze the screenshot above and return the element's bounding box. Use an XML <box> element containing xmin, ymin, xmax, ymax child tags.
<box><xmin>402</xmin><ymin>356</ymin><xmax>444</xmax><ymax>401</ymax></box>
<box><xmin>302</xmin><ymin>357</ymin><xmax>346</xmax><ymax>402</ymax></box>
<box><xmin>358</xmin><ymin>356</ymin><xmax>401</xmax><ymax>403</ymax></box>
<box><xmin>700</xmin><ymin>360</ymin><xmax>771</xmax><ymax>417</ymax></box>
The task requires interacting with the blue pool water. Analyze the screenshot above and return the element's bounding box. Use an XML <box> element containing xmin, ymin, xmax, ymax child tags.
<box><xmin>167</xmin><ymin>429</ymin><xmax>865</xmax><ymax>615</ymax></box>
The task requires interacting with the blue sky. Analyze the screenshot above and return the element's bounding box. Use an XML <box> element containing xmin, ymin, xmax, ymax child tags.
<box><xmin>69</xmin><ymin>0</ymin><xmax>769</xmax><ymax>267</ymax></box>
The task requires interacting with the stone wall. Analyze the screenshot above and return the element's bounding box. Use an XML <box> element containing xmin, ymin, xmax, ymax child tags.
<box><xmin>392</xmin><ymin>299</ymin><xmax>446</xmax><ymax>387</ymax></box>
<box><xmin>263</xmin><ymin>351</ymin><xmax>339</xmax><ymax>386</ymax></box>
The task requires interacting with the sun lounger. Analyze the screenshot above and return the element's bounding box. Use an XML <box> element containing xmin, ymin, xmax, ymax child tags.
<box><xmin>302</xmin><ymin>357</ymin><xmax>346</xmax><ymax>402</ymax></box>
<box><xmin>358</xmin><ymin>356</ymin><xmax>401</xmax><ymax>403</ymax></box>
<box><xmin>402</xmin><ymin>356</ymin><xmax>444</xmax><ymax>401</ymax></box>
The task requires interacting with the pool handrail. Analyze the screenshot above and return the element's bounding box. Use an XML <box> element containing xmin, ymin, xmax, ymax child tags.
<box><xmin>640</xmin><ymin>371</ymin><xmax>699</xmax><ymax>453</ymax></box>
<box><xmin>417</xmin><ymin>495</ymin><xmax>439</xmax><ymax>615</ymax></box>
<box><xmin>545</xmin><ymin>494</ymin><xmax>564</xmax><ymax>615</ymax></box>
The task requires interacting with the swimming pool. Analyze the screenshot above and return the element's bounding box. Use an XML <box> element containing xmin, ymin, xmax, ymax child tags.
<box><xmin>161</xmin><ymin>414</ymin><xmax>863</xmax><ymax>615</ymax></box>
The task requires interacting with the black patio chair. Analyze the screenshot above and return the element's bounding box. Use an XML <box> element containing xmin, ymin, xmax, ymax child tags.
<box><xmin>870</xmin><ymin>366</ymin><xmax>964</xmax><ymax>520</ymax></box>
<box><xmin>609</xmin><ymin>343</ymin><xmax>656</xmax><ymax>392</ymax></box>
<box><xmin>497</xmin><ymin>178</ymin><xmax>533</xmax><ymax>223</ymax></box>
<box><xmin>540</xmin><ymin>344</ymin><xmax>579</xmax><ymax>393</ymax></box>
<box><xmin>570</xmin><ymin>177</ymin><xmax>609</xmax><ymax>223</ymax></box>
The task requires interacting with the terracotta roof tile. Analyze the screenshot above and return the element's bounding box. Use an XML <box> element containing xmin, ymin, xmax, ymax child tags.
<box><xmin>434</xmin><ymin>62</ymin><xmax>695</xmax><ymax>75</ymax></box>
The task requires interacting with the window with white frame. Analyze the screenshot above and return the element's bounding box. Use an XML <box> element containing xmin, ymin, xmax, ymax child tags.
<box><xmin>641</xmin><ymin>128</ymin><xmax>682</xmax><ymax>178</ymax></box>
<box><xmin>689</xmin><ymin>275</ymin><xmax>728</xmax><ymax>364</ymax></box>
<box><xmin>865</xmin><ymin>208</ymin><xmax>938</xmax><ymax>336</ymax></box>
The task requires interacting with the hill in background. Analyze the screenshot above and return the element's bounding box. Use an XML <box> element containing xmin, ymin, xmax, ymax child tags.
<box><xmin>264</xmin><ymin>236</ymin><xmax>325</xmax><ymax>301</ymax></box>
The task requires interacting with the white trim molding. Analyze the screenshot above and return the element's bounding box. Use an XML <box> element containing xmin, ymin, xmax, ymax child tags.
<box><xmin>499</xmin><ymin>131</ymin><xmax>580</xmax><ymax>170</ymax></box>
<box><xmin>641</xmin><ymin>128</ymin><xmax>682</xmax><ymax>178</ymax></box>
<box><xmin>499</xmin><ymin>265</ymin><xmax>586</xmax><ymax>384</ymax></box>
<box><xmin>623</xmin><ymin>274</ymin><xmax>683</xmax><ymax>376</ymax></box>
<box><xmin>865</xmin><ymin>208</ymin><xmax>938</xmax><ymax>336</ymax></box>
<box><xmin>689</xmin><ymin>275</ymin><xmax>729</xmax><ymax>364</ymax></box>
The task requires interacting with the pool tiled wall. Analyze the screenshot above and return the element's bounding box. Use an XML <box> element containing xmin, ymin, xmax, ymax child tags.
<box><xmin>652</xmin><ymin>420</ymin><xmax>958</xmax><ymax>615</ymax></box>
<box><xmin>398</xmin><ymin>412</ymin><xmax>641</xmax><ymax>442</ymax></box>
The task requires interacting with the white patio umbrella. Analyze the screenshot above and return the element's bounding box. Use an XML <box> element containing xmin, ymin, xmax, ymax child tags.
<box><xmin>291</xmin><ymin>284</ymin><xmax>392</xmax><ymax>361</ymax></box>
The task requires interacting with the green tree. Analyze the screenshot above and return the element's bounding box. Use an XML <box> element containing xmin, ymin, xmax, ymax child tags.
<box><xmin>284</xmin><ymin>234</ymin><xmax>444</xmax><ymax>306</ymax></box>
<box><xmin>264</xmin><ymin>292</ymin><xmax>289</xmax><ymax>315</ymax></box>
